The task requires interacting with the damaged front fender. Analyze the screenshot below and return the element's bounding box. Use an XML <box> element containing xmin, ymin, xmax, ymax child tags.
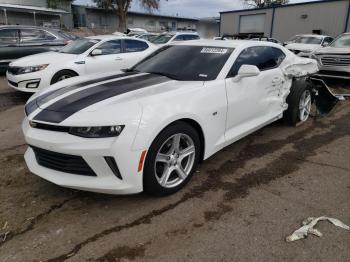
<box><xmin>281</xmin><ymin>55</ymin><xmax>339</xmax><ymax>115</ymax></box>
<box><xmin>281</xmin><ymin>56</ymin><xmax>319</xmax><ymax>78</ymax></box>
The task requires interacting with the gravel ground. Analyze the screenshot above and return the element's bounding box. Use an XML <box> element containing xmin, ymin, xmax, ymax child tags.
<box><xmin>0</xmin><ymin>76</ymin><xmax>349</xmax><ymax>262</ymax></box>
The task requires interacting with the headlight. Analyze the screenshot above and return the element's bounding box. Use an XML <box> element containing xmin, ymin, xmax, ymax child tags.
<box><xmin>17</xmin><ymin>64</ymin><xmax>49</xmax><ymax>74</ymax></box>
<box><xmin>69</xmin><ymin>125</ymin><xmax>125</xmax><ymax>138</ymax></box>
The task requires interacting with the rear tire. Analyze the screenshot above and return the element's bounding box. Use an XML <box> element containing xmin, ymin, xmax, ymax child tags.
<box><xmin>50</xmin><ymin>70</ymin><xmax>78</xmax><ymax>85</ymax></box>
<box><xmin>143</xmin><ymin>122</ymin><xmax>201</xmax><ymax>196</ymax></box>
<box><xmin>284</xmin><ymin>78</ymin><xmax>312</xmax><ymax>126</ymax></box>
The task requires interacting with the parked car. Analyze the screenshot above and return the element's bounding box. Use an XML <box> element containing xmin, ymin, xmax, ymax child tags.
<box><xmin>22</xmin><ymin>40</ymin><xmax>319</xmax><ymax>196</ymax></box>
<box><xmin>150</xmin><ymin>32</ymin><xmax>200</xmax><ymax>46</ymax></box>
<box><xmin>7</xmin><ymin>35</ymin><xmax>157</xmax><ymax>92</ymax></box>
<box><xmin>251</xmin><ymin>37</ymin><xmax>282</xmax><ymax>45</ymax></box>
<box><xmin>284</xmin><ymin>34</ymin><xmax>334</xmax><ymax>57</ymax></box>
<box><xmin>0</xmin><ymin>25</ymin><xmax>78</xmax><ymax>73</ymax></box>
<box><xmin>136</xmin><ymin>33</ymin><xmax>159</xmax><ymax>42</ymax></box>
<box><xmin>311</xmin><ymin>32</ymin><xmax>350</xmax><ymax>79</ymax></box>
<box><xmin>126</xmin><ymin>28</ymin><xmax>148</xmax><ymax>36</ymax></box>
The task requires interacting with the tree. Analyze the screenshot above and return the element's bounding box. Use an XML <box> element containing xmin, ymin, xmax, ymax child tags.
<box><xmin>94</xmin><ymin>0</ymin><xmax>161</xmax><ymax>32</ymax></box>
<box><xmin>242</xmin><ymin>0</ymin><xmax>289</xmax><ymax>8</ymax></box>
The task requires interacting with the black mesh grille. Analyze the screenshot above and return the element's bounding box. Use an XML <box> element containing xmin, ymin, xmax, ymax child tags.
<box><xmin>31</xmin><ymin>146</ymin><xmax>96</xmax><ymax>176</ymax></box>
<box><xmin>7</xmin><ymin>66</ymin><xmax>21</xmax><ymax>75</ymax></box>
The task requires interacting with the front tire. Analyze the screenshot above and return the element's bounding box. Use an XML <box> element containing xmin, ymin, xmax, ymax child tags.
<box><xmin>284</xmin><ymin>78</ymin><xmax>312</xmax><ymax>126</ymax></box>
<box><xmin>50</xmin><ymin>70</ymin><xmax>78</xmax><ymax>85</ymax></box>
<box><xmin>143</xmin><ymin>122</ymin><xmax>201</xmax><ymax>196</ymax></box>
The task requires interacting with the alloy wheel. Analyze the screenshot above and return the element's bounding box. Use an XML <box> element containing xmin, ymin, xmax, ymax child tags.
<box><xmin>299</xmin><ymin>89</ymin><xmax>312</xmax><ymax>122</ymax></box>
<box><xmin>154</xmin><ymin>133</ymin><xmax>196</xmax><ymax>188</ymax></box>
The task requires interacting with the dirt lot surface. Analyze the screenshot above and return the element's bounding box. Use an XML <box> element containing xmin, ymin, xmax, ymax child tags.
<box><xmin>0</xmin><ymin>76</ymin><xmax>349</xmax><ymax>262</ymax></box>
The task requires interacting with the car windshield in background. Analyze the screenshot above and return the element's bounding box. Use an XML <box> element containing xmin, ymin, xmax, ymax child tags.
<box><xmin>59</xmin><ymin>39</ymin><xmax>99</xmax><ymax>54</ymax></box>
<box><xmin>133</xmin><ymin>45</ymin><xmax>233</xmax><ymax>81</ymax></box>
<box><xmin>294</xmin><ymin>36</ymin><xmax>322</xmax><ymax>44</ymax></box>
<box><xmin>330</xmin><ymin>34</ymin><xmax>350</xmax><ymax>47</ymax></box>
<box><xmin>150</xmin><ymin>34</ymin><xmax>174</xmax><ymax>44</ymax></box>
<box><xmin>57</xmin><ymin>30</ymin><xmax>79</xmax><ymax>40</ymax></box>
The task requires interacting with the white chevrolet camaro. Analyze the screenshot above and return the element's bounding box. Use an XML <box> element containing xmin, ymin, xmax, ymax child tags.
<box><xmin>6</xmin><ymin>35</ymin><xmax>157</xmax><ymax>92</ymax></box>
<box><xmin>22</xmin><ymin>40</ymin><xmax>318</xmax><ymax>196</ymax></box>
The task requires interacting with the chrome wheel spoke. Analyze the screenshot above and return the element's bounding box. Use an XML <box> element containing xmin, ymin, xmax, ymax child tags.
<box><xmin>179</xmin><ymin>145</ymin><xmax>195</xmax><ymax>161</ymax></box>
<box><xmin>171</xmin><ymin>134</ymin><xmax>181</xmax><ymax>153</ymax></box>
<box><xmin>156</xmin><ymin>153</ymin><xmax>170</xmax><ymax>164</ymax></box>
<box><xmin>175</xmin><ymin>165</ymin><xmax>187</xmax><ymax>180</ymax></box>
<box><xmin>159</xmin><ymin>166</ymin><xmax>174</xmax><ymax>186</ymax></box>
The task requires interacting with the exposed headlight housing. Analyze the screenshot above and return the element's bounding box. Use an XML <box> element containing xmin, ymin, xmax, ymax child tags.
<box><xmin>69</xmin><ymin>125</ymin><xmax>125</xmax><ymax>138</ymax></box>
<box><xmin>17</xmin><ymin>64</ymin><xmax>49</xmax><ymax>74</ymax></box>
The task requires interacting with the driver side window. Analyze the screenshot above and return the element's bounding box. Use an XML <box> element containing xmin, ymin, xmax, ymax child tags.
<box><xmin>227</xmin><ymin>46</ymin><xmax>286</xmax><ymax>78</ymax></box>
<box><xmin>96</xmin><ymin>40</ymin><xmax>121</xmax><ymax>55</ymax></box>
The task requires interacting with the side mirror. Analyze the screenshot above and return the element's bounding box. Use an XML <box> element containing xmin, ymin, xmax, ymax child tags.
<box><xmin>234</xmin><ymin>65</ymin><xmax>260</xmax><ymax>81</ymax></box>
<box><xmin>91</xmin><ymin>49</ymin><xmax>103</xmax><ymax>56</ymax></box>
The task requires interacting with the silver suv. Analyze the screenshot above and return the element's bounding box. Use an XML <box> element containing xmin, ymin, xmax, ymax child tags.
<box><xmin>312</xmin><ymin>33</ymin><xmax>350</xmax><ymax>79</ymax></box>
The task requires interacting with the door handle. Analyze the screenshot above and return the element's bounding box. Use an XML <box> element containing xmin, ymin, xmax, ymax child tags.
<box><xmin>115</xmin><ymin>57</ymin><xmax>123</xmax><ymax>61</ymax></box>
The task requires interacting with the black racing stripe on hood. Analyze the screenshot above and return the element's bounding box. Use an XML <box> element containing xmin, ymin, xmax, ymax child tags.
<box><xmin>24</xmin><ymin>71</ymin><xmax>138</xmax><ymax>117</ymax></box>
<box><xmin>33</xmin><ymin>74</ymin><xmax>171</xmax><ymax>123</ymax></box>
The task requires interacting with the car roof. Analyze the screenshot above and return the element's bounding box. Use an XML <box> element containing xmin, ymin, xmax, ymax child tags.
<box><xmin>0</xmin><ymin>25</ymin><xmax>57</xmax><ymax>31</ymax></box>
<box><xmin>170</xmin><ymin>39</ymin><xmax>279</xmax><ymax>48</ymax></box>
<box><xmin>87</xmin><ymin>35</ymin><xmax>149</xmax><ymax>41</ymax></box>
<box><xmin>295</xmin><ymin>34</ymin><xmax>330</xmax><ymax>38</ymax></box>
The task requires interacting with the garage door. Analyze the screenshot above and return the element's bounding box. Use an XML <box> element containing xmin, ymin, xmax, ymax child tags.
<box><xmin>239</xmin><ymin>14</ymin><xmax>266</xmax><ymax>34</ymax></box>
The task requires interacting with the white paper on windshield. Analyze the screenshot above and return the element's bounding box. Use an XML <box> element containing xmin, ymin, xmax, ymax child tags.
<box><xmin>200</xmin><ymin>48</ymin><xmax>228</xmax><ymax>54</ymax></box>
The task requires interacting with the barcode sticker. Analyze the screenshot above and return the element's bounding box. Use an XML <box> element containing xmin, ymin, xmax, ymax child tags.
<box><xmin>201</xmin><ymin>48</ymin><xmax>228</xmax><ymax>54</ymax></box>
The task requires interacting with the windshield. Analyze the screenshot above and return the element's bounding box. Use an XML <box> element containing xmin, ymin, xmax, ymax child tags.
<box><xmin>57</xmin><ymin>30</ymin><xmax>79</xmax><ymax>40</ymax></box>
<box><xmin>293</xmin><ymin>36</ymin><xmax>322</xmax><ymax>45</ymax></box>
<box><xmin>330</xmin><ymin>34</ymin><xmax>350</xmax><ymax>47</ymax></box>
<box><xmin>59</xmin><ymin>38</ymin><xmax>99</xmax><ymax>54</ymax></box>
<box><xmin>132</xmin><ymin>45</ymin><xmax>233</xmax><ymax>81</ymax></box>
<box><xmin>150</xmin><ymin>34</ymin><xmax>174</xmax><ymax>44</ymax></box>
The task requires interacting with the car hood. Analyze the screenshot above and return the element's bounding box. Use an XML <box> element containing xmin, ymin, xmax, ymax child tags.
<box><xmin>285</xmin><ymin>43</ymin><xmax>320</xmax><ymax>52</ymax></box>
<box><xmin>10</xmin><ymin>52</ymin><xmax>78</xmax><ymax>67</ymax></box>
<box><xmin>25</xmin><ymin>72</ymin><xmax>203</xmax><ymax>125</ymax></box>
<box><xmin>314</xmin><ymin>46</ymin><xmax>350</xmax><ymax>55</ymax></box>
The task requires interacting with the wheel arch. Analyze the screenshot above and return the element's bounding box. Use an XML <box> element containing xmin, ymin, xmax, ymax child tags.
<box><xmin>50</xmin><ymin>69</ymin><xmax>79</xmax><ymax>85</ymax></box>
<box><xmin>148</xmin><ymin>118</ymin><xmax>206</xmax><ymax>162</ymax></box>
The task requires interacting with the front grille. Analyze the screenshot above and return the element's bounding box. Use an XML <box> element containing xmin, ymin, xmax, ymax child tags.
<box><xmin>321</xmin><ymin>56</ymin><xmax>350</xmax><ymax>67</ymax></box>
<box><xmin>7</xmin><ymin>66</ymin><xmax>22</xmax><ymax>75</ymax></box>
<box><xmin>31</xmin><ymin>146</ymin><xmax>96</xmax><ymax>176</ymax></box>
<box><xmin>8</xmin><ymin>80</ymin><xmax>18</xmax><ymax>87</ymax></box>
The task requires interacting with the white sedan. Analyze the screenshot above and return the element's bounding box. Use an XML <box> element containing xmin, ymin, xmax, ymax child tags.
<box><xmin>284</xmin><ymin>34</ymin><xmax>334</xmax><ymax>57</ymax></box>
<box><xmin>6</xmin><ymin>35</ymin><xmax>157</xmax><ymax>92</ymax></box>
<box><xmin>22</xmin><ymin>40</ymin><xmax>319</xmax><ymax>196</ymax></box>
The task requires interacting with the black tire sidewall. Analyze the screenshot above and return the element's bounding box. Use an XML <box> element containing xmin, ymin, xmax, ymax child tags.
<box><xmin>143</xmin><ymin>122</ymin><xmax>201</xmax><ymax>196</ymax></box>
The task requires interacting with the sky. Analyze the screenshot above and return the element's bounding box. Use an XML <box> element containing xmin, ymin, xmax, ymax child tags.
<box><xmin>73</xmin><ymin>0</ymin><xmax>316</xmax><ymax>18</ymax></box>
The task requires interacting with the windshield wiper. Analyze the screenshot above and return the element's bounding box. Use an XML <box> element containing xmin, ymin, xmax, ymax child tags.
<box><xmin>147</xmin><ymin>71</ymin><xmax>180</xmax><ymax>80</ymax></box>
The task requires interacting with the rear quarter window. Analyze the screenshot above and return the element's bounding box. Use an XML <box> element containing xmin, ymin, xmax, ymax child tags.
<box><xmin>124</xmin><ymin>39</ymin><xmax>149</xmax><ymax>52</ymax></box>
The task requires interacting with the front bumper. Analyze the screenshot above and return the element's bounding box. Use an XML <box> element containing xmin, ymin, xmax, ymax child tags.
<box><xmin>22</xmin><ymin>118</ymin><xmax>145</xmax><ymax>194</ymax></box>
<box><xmin>6</xmin><ymin>71</ymin><xmax>48</xmax><ymax>93</ymax></box>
